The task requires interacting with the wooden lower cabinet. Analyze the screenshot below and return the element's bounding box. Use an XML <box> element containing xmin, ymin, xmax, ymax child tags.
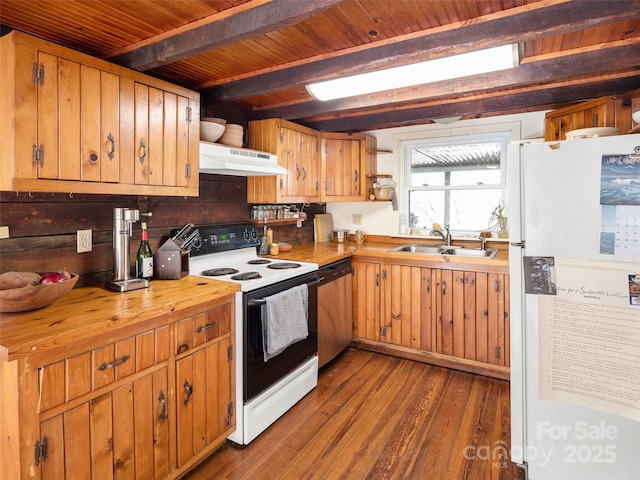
<box><xmin>175</xmin><ymin>337</ymin><xmax>234</xmax><ymax>470</ymax></box>
<box><xmin>352</xmin><ymin>260</ymin><xmax>382</xmax><ymax>343</ymax></box>
<box><xmin>39</xmin><ymin>368</ymin><xmax>170</xmax><ymax>479</ymax></box>
<box><xmin>1</xmin><ymin>296</ymin><xmax>234</xmax><ymax>480</ymax></box>
<box><xmin>434</xmin><ymin>269</ymin><xmax>510</xmax><ymax>367</ymax></box>
<box><xmin>352</xmin><ymin>259</ymin><xmax>509</xmax><ymax>378</ymax></box>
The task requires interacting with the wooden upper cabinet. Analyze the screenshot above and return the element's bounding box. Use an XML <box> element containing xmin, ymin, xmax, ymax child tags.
<box><xmin>320</xmin><ymin>132</ymin><xmax>375</xmax><ymax>202</ymax></box>
<box><xmin>0</xmin><ymin>31</ymin><xmax>199</xmax><ymax>196</ymax></box>
<box><xmin>248</xmin><ymin>119</ymin><xmax>377</xmax><ymax>203</ymax></box>
<box><xmin>544</xmin><ymin>90</ymin><xmax>639</xmax><ymax>141</ymax></box>
<box><xmin>248</xmin><ymin>118</ymin><xmax>320</xmax><ymax>203</ymax></box>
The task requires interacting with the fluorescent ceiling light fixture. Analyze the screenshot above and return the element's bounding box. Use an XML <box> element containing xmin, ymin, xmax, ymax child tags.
<box><xmin>306</xmin><ymin>44</ymin><xmax>520</xmax><ymax>101</ymax></box>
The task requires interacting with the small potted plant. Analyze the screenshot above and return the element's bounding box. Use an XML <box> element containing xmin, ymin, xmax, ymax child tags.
<box><xmin>488</xmin><ymin>202</ymin><xmax>508</xmax><ymax>238</ymax></box>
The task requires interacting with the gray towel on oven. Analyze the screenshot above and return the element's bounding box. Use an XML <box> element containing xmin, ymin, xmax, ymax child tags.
<box><xmin>262</xmin><ymin>284</ymin><xmax>309</xmax><ymax>361</ymax></box>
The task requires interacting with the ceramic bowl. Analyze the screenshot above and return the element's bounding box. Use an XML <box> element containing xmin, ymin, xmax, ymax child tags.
<box><xmin>0</xmin><ymin>272</ymin><xmax>79</xmax><ymax>313</ymax></box>
<box><xmin>201</xmin><ymin>117</ymin><xmax>226</xmax><ymax>125</ymax></box>
<box><xmin>632</xmin><ymin>110</ymin><xmax>640</xmax><ymax>125</ymax></box>
<box><xmin>278</xmin><ymin>242</ymin><xmax>293</xmax><ymax>252</ymax></box>
<box><xmin>200</xmin><ymin>121</ymin><xmax>226</xmax><ymax>142</ymax></box>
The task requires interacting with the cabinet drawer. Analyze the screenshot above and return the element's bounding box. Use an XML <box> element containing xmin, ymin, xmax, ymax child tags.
<box><xmin>38</xmin><ymin>325</ymin><xmax>170</xmax><ymax>412</ymax></box>
<box><xmin>174</xmin><ymin>303</ymin><xmax>232</xmax><ymax>355</ymax></box>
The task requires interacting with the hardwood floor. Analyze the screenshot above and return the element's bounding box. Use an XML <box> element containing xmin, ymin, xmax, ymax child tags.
<box><xmin>184</xmin><ymin>349</ymin><xmax>524</xmax><ymax>480</ymax></box>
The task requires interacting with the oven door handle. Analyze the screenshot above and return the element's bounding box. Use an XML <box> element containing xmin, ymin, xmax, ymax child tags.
<box><xmin>247</xmin><ymin>278</ymin><xmax>319</xmax><ymax>307</ymax></box>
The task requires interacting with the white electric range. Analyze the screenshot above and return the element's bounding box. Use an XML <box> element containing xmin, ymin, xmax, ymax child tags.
<box><xmin>187</xmin><ymin>222</ymin><xmax>319</xmax><ymax>445</ymax></box>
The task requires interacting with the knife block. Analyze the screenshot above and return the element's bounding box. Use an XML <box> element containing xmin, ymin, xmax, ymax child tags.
<box><xmin>153</xmin><ymin>239</ymin><xmax>189</xmax><ymax>280</ymax></box>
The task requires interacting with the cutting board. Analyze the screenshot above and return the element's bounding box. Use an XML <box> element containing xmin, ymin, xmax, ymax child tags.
<box><xmin>314</xmin><ymin>214</ymin><xmax>334</xmax><ymax>242</ymax></box>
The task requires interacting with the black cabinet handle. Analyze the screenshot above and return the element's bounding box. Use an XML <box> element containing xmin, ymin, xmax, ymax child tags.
<box><xmin>97</xmin><ymin>355</ymin><xmax>129</xmax><ymax>371</ymax></box>
<box><xmin>139</xmin><ymin>139</ymin><xmax>146</xmax><ymax>164</ymax></box>
<box><xmin>196</xmin><ymin>322</ymin><xmax>216</xmax><ymax>333</ymax></box>
<box><xmin>158</xmin><ymin>391</ymin><xmax>168</xmax><ymax>421</ymax></box>
<box><xmin>183</xmin><ymin>380</ymin><xmax>193</xmax><ymax>406</ymax></box>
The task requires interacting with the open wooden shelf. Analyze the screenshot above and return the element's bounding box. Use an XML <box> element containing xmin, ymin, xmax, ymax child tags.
<box><xmin>249</xmin><ymin>218</ymin><xmax>306</xmax><ymax>226</ymax></box>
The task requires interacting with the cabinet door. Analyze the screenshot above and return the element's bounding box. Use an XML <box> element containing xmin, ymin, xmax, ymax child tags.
<box><xmin>278</xmin><ymin>125</ymin><xmax>318</xmax><ymax>201</ymax></box>
<box><xmin>352</xmin><ymin>260</ymin><xmax>381</xmax><ymax>342</ymax></box>
<box><xmin>37</xmin><ymin>52</ymin><xmax>66</xmax><ymax>180</ymax></box>
<box><xmin>321</xmin><ymin>134</ymin><xmax>366</xmax><ymax>201</ymax></box>
<box><xmin>39</xmin><ymin>368</ymin><xmax>169</xmax><ymax>479</ymax></box>
<box><xmin>247</xmin><ymin>119</ymin><xmax>319</xmax><ymax>203</ymax></box>
<box><xmin>132</xmin><ymin>83</ymin><xmax>195</xmax><ymax>188</ymax></box>
<box><xmin>175</xmin><ymin>338</ymin><xmax>234</xmax><ymax>468</ymax></box>
<box><xmin>381</xmin><ymin>264</ymin><xmax>433</xmax><ymax>351</ymax></box>
<box><xmin>36</xmin><ymin>55</ymin><xmax>120</xmax><ymax>183</ymax></box>
<box><xmin>435</xmin><ymin>269</ymin><xmax>509</xmax><ymax>366</ymax></box>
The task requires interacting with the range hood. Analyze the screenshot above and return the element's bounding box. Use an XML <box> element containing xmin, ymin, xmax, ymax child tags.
<box><xmin>199</xmin><ymin>141</ymin><xmax>287</xmax><ymax>176</ymax></box>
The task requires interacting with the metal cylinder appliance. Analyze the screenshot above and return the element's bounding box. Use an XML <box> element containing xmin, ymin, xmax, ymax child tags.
<box><xmin>105</xmin><ymin>207</ymin><xmax>152</xmax><ymax>292</ymax></box>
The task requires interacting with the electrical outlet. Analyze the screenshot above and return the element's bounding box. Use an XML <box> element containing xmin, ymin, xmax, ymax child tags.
<box><xmin>77</xmin><ymin>229</ymin><xmax>92</xmax><ymax>253</ymax></box>
<box><xmin>352</xmin><ymin>213</ymin><xmax>363</xmax><ymax>225</ymax></box>
<box><xmin>0</xmin><ymin>226</ymin><xmax>9</xmax><ymax>239</ymax></box>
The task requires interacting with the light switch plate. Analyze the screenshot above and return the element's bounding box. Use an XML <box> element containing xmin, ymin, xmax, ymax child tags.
<box><xmin>77</xmin><ymin>229</ymin><xmax>92</xmax><ymax>253</ymax></box>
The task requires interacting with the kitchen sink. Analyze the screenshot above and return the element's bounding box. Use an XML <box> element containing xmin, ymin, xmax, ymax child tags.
<box><xmin>390</xmin><ymin>244</ymin><xmax>498</xmax><ymax>259</ymax></box>
<box><xmin>391</xmin><ymin>245</ymin><xmax>443</xmax><ymax>254</ymax></box>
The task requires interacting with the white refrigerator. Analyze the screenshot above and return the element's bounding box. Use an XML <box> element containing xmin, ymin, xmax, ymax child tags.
<box><xmin>508</xmin><ymin>133</ymin><xmax>640</xmax><ymax>479</ymax></box>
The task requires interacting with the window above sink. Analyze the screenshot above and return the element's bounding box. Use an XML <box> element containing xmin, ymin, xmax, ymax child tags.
<box><xmin>402</xmin><ymin>131</ymin><xmax>509</xmax><ymax>235</ymax></box>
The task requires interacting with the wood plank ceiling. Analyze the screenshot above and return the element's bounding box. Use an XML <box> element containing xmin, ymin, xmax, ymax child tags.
<box><xmin>1</xmin><ymin>0</ymin><xmax>639</xmax><ymax>133</ymax></box>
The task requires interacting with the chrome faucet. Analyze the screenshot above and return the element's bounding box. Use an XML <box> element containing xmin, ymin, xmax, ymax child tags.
<box><xmin>430</xmin><ymin>224</ymin><xmax>452</xmax><ymax>246</ymax></box>
<box><xmin>477</xmin><ymin>236</ymin><xmax>487</xmax><ymax>251</ymax></box>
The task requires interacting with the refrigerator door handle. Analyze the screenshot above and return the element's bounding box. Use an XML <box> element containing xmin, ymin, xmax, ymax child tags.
<box><xmin>510</xmin><ymin>240</ymin><xmax>526</xmax><ymax>248</ymax></box>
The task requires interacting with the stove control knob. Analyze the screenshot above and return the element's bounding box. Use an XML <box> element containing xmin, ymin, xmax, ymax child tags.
<box><xmin>251</xmin><ymin>229</ymin><xmax>258</xmax><ymax>239</ymax></box>
<box><xmin>243</xmin><ymin>230</ymin><xmax>251</xmax><ymax>241</ymax></box>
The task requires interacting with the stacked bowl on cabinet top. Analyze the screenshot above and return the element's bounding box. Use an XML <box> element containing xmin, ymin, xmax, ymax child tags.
<box><xmin>218</xmin><ymin>123</ymin><xmax>244</xmax><ymax>147</ymax></box>
<box><xmin>199</xmin><ymin>117</ymin><xmax>244</xmax><ymax>147</ymax></box>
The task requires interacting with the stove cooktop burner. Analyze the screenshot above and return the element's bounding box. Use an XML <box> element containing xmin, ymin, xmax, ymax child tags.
<box><xmin>267</xmin><ymin>262</ymin><xmax>301</xmax><ymax>270</ymax></box>
<box><xmin>201</xmin><ymin>268</ymin><xmax>240</xmax><ymax>276</ymax></box>
<box><xmin>231</xmin><ymin>272</ymin><xmax>262</xmax><ymax>281</ymax></box>
<box><xmin>247</xmin><ymin>259</ymin><xmax>271</xmax><ymax>265</ymax></box>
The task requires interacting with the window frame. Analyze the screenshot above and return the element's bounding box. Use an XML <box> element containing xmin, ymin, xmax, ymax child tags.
<box><xmin>401</xmin><ymin>131</ymin><xmax>510</xmax><ymax>234</ymax></box>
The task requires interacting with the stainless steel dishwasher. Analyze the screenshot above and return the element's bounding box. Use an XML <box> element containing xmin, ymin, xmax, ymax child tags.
<box><xmin>317</xmin><ymin>258</ymin><xmax>353</xmax><ymax>368</ymax></box>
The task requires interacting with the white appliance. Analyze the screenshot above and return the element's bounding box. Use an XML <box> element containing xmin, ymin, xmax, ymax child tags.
<box><xmin>199</xmin><ymin>141</ymin><xmax>287</xmax><ymax>176</ymax></box>
<box><xmin>188</xmin><ymin>222</ymin><xmax>319</xmax><ymax>445</ymax></box>
<box><xmin>508</xmin><ymin>134</ymin><xmax>640</xmax><ymax>479</ymax></box>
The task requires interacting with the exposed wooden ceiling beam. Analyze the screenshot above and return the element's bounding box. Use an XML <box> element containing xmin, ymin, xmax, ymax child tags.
<box><xmin>252</xmin><ymin>39</ymin><xmax>640</xmax><ymax>120</ymax></box>
<box><xmin>200</xmin><ymin>0</ymin><xmax>640</xmax><ymax>102</ymax></box>
<box><xmin>302</xmin><ymin>73</ymin><xmax>640</xmax><ymax>132</ymax></box>
<box><xmin>107</xmin><ymin>0</ymin><xmax>348</xmax><ymax>71</ymax></box>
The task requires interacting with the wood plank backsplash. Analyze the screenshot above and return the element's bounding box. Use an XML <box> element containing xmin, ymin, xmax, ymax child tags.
<box><xmin>0</xmin><ymin>175</ymin><xmax>323</xmax><ymax>287</ymax></box>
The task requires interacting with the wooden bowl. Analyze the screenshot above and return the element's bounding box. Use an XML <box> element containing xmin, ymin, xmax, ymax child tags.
<box><xmin>0</xmin><ymin>273</ymin><xmax>79</xmax><ymax>313</ymax></box>
<box><xmin>278</xmin><ymin>242</ymin><xmax>293</xmax><ymax>252</ymax></box>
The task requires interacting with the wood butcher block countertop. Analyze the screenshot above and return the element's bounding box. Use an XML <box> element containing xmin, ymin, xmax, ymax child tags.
<box><xmin>269</xmin><ymin>236</ymin><xmax>510</xmax><ymax>273</ymax></box>
<box><xmin>0</xmin><ymin>277</ymin><xmax>239</xmax><ymax>363</ymax></box>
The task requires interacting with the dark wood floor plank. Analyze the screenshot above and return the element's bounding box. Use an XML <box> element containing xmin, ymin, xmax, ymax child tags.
<box><xmin>273</xmin><ymin>354</ymin><xmax>407</xmax><ymax>479</ymax></box>
<box><xmin>363</xmin><ymin>366</ymin><xmax>454</xmax><ymax>479</ymax></box>
<box><xmin>308</xmin><ymin>363</ymin><xmax>444</xmax><ymax>478</ymax></box>
<box><xmin>184</xmin><ymin>349</ymin><xmax>522</xmax><ymax>480</ymax></box>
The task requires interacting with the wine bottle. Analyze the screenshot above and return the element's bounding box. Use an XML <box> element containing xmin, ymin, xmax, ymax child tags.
<box><xmin>137</xmin><ymin>222</ymin><xmax>153</xmax><ymax>279</ymax></box>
